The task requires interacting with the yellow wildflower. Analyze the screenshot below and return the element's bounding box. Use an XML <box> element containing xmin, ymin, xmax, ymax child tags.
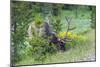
<box><xmin>58</xmin><ymin>31</ymin><xmax>87</xmax><ymax>41</ymax></box>
<box><xmin>67</xmin><ymin>32</ymin><xmax>72</xmax><ymax>38</ymax></box>
<box><xmin>58</xmin><ymin>32</ymin><xmax>72</xmax><ymax>38</ymax></box>
<box><xmin>58</xmin><ymin>32</ymin><xmax>66</xmax><ymax>38</ymax></box>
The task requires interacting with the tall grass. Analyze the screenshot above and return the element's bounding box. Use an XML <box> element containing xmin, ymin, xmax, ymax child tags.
<box><xmin>16</xmin><ymin>30</ymin><xmax>95</xmax><ymax>65</ymax></box>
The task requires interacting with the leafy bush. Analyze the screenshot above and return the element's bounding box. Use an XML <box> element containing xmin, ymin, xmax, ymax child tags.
<box><xmin>11</xmin><ymin>37</ymin><xmax>32</xmax><ymax>64</ymax></box>
<box><xmin>51</xmin><ymin>16</ymin><xmax>62</xmax><ymax>33</ymax></box>
<box><xmin>29</xmin><ymin>36</ymin><xmax>57</xmax><ymax>63</ymax></box>
<box><xmin>34</xmin><ymin>13</ymin><xmax>44</xmax><ymax>28</ymax></box>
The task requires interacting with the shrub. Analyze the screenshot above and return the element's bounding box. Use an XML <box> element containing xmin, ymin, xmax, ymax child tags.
<box><xmin>29</xmin><ymin>36</ymin><xmax>57</xmax><ymax>63</ymax></box>
<box><xmin>34</xmin><ymin>13</ymin><xmax>44</xmax><ymax>28</ymax></box>
<box><xmin>51</xmin><ymin>16</ymin><xmax>62</xmax><ymax>33</ymax></box>
<box><xmin>11</xmin><ymin>40</ymin><xmax>33</xmax><ymax>64</ymax></box>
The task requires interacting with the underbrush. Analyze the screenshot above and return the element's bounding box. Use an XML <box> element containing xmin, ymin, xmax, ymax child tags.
<box><xmin>15</xmin><ymin>29</ymin><xmax>91</xmax><ymax>65</ymax></box>
<box><xmin>16</xmin><ymin>30</ymin><xmax>95</xmax><ymax>65</ymax></box>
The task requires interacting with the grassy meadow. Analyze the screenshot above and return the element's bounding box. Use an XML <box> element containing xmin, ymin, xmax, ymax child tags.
<box><xmin>11</xmin><ymin>1</ymin><xmax>96</xmax><ymax>66</ymax></box>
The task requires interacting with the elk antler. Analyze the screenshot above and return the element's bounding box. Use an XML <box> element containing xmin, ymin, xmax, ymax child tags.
<box><xmin>64</xmin><ymin>16</ymin><xmax>72</xmax><ymax>42</ymax></box>
<box><xmin>65</xmin><ymin>16</ymin><xmax>72</xmax><ymax>33</ymax></box>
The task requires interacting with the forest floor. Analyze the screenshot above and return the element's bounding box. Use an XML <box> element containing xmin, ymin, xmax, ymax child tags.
<box><xmin>16</xmin><ymin>29</ymin><xmax>96</xmax><ymax>65</ymax></box>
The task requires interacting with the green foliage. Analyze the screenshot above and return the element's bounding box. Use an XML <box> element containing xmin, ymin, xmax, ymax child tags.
<box><xmin>65</xmin><ymin>33</ymin><xmax>88</xmax><ymax>50</ymax></box>
<box><xmin>52</xmin><ymin>5</ymin><xmax>61</xmax><ymax>16</ymax></box>
<box><xmin>11</xmin><ymin>1</ymin><xmax>34</xmax><ymax>63</ymax></box>
<box><xmin>91</xmin><ymin>6</ymin><xmax>96</xmax><ymax>28</ymax></box>
<box><xmin>11</xmin><ymin>29</ymin><xmax>26</xmax><ymax>63</ymax></box>
<box><xmin>51</xmin><ymin>16</ymin><xmax>63</xmax><ymax>33</ymax></box>
<box><xmin>11</xmin><ymin>1</ymin><xmax>96</xmax><ymax>65</ymax></box>
<box><xmin>29</xmin><ymin>36</ymin><xmax>57</xmax><ymax>63</ymax></box>
<box><xmin>34</xmin><ymin>13</ymin><xmax>44</xmax><ymax>28</ymax></box>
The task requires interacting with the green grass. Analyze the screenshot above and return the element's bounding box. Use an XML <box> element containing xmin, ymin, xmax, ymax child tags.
<box><xmin>16</xmin><ymin>29</ymin><xmax>95</xmax><ymax>65</ymax></box>
<box><xmin>15</xmin><ymin>9</ymin><xmax>94</xmax><ymax>65</ymax></box>
<box><xmin>56</xmin><ymin>10</ymin><xmax>92</xmax><ymax>34</ymax></box>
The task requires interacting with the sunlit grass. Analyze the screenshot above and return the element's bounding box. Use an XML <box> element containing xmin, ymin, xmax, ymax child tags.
<box><xmin>16</xmin><ymin>30</ymin><xmax>95</xmax><ymax>65</ymax></box>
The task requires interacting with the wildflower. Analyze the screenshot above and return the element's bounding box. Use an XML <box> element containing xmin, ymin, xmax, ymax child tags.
<box><xmin>67</xmin><ymin>32</ymin><xmax>72</xmax><ymax>38</ymax></box>
<box><xmin>58</xmin><ymin>32</ymin><xmax>67</xmax><ymax>38</ymax></box>
<box><xmin>58</xmin><ymin>32</ymin><xmax>72</xmax><ymax>38</ymax></box>
<box><xmin>58</xmin><ymin>32</ymin><xmax>86</xmax><ymax>41</ymax></box>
